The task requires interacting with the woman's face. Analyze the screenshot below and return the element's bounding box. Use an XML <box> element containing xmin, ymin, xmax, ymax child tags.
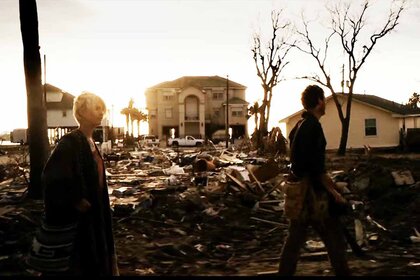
<box><xmin>80</xmin><ymin>99</ymin><xmax>105</xmax><ymax>127</ymax></box>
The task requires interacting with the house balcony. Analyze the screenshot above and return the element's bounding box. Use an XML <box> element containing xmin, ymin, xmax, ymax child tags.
<box><xmin>185</xmin><ymin>116</ymin><xmax>199</xmax><ymax>122</ymax></box>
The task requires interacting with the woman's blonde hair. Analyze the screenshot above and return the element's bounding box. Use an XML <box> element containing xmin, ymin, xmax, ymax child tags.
<box><xmin>73</xmin><ymin>91</ymin><xmax>106</xmax><ymax>124</ymax></box>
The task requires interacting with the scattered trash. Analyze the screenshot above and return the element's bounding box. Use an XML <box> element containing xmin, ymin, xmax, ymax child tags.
<box><xmin>305</xmin><ymin>240</ymin><xmax>325</xmax><ymax>252</ymax></box>
<box><xmin>391</xmin><ymin>170</ymin><xmax>415</xmax><ymax>186</ymax></box>
<box><xmin>409</xmin><ymin>228</ymin><xmax>420</xmax><ymax>243</ymax></box>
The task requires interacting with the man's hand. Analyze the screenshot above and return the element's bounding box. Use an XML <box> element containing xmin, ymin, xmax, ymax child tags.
<box><xmin>321</xmin><ymin>174</ymin><xmax>347</xmax><ymax>204</ymax></box>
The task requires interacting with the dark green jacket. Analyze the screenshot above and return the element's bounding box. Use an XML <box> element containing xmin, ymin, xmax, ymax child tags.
<box><xmin>290</xmin><ymin>111</ymin><xmax>326</xmax><ymax>192</ymax></box>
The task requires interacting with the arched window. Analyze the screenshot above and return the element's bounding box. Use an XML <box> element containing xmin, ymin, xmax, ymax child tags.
<box><xmin>185</xmin><ymin>96</ymin><xmax>199</xmax><ymax>120</ymax></box>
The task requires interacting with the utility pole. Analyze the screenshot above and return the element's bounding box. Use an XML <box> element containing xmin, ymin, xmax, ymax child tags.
<box><xmin>225</xmin><ymin>75</ymin><xmax>229</xmax><ymax>148</ymax></box>
<box><xmin>341</xmin><ymin>64</ymin><xmax>345</xmax><ymax>94</ymax></box>
<box><xmin>43</xmin><ymin>54</ymin><xmax>46</xmax><ymax>103</ymax></box>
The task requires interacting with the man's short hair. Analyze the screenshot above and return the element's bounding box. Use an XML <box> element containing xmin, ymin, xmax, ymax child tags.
<box><xmin>301</xmin><ymin>85</ymin><xmax>325</xmax><ymax>110</ymax></box>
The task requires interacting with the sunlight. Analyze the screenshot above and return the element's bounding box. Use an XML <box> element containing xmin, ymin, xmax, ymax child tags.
<box><xmin>1</xmin><ymin>0</ymin><xmax>418</xmax><ymax>136</ymax></box>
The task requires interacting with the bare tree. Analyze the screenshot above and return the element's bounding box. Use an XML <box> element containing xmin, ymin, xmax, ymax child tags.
<box><xmin>19</xmin><ymin>0</ymin><xmax>50</xmax><ymax>199</ymax></box>
<box><xmin>251</xmin><ymin>10</ymin><xmax>295</xmax><ymax>147</ymax></box>
<box><xmin>295</xmin><ymin>0</ymin><xmax>405</xmax><ymax>155</ymax></box>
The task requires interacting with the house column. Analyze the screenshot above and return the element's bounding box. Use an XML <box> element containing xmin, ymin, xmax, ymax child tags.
<box><xmin>199</xmin><ymin>102</ymin><xmax>205</xmax><ymax>138</ymax></box>
<box><xmin>178</xmin><ymin>102</ymin><xmax>185</xmax><ymax>137</ymax></box>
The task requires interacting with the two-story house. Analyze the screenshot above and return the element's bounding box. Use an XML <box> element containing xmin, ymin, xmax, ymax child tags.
<box><xmin>145</xmin><ymin>76</ymin><xmax>249</xmax><ymax>141</ymax></box>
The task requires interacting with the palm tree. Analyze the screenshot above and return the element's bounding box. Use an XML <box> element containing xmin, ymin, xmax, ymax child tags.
<box><xmin>131</xmin><ymin>109</ymin><xmax>148</xmax><ymax>137</ymax></box>
<box><xmin>247</xmin><ymin>101</ymin><xmax>260</xmax><ymax>134</ymax></box>
<box><xmin>120</xmin><ymin>107</ymin><xmax>131</xmax><ymax>137</ymax></box>
<box><xmin>19</xmin><ymin>0</ymin><xmax>50</xmax><ymax>199</ymax></box>
<box><xmin>120</xmin><ymin>98</ymin><xmax>135</xmax><ymax>137</ymax></box>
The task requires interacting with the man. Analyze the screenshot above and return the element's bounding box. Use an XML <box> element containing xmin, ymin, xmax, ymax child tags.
<box><xmin>278</xmin><ymin>85</ymin><xmax>351</xmax><ymax>276</ymax></box>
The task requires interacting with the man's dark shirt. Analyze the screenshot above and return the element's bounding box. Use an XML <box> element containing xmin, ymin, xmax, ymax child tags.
<box><xmin>289</xmin><ymin>111</ymin><xmax>326</xmax><ymax>191</ymax></box>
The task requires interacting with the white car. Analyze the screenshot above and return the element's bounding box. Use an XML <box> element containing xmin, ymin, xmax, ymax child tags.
<box><xmin>138</xmin><ymin>135</ymin><xmax>159</xmax><ymax>147</ymax></box>
<box><xmin>167</xmin><ymin>135</ymin><xmax>205</xmax><ymax>147</ymax></box>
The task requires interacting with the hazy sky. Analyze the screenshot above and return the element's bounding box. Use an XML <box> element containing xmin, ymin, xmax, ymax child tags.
<box><xmin>1</xmin><ymin>0</ymin><xmax>419</xmax><ymax>133</ymax></box>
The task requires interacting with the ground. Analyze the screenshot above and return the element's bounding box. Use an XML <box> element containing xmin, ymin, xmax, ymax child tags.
<box><xmin>0</xmin><ymin>147</ymin><xmax>419</xmax><ymax>276</ymax></box>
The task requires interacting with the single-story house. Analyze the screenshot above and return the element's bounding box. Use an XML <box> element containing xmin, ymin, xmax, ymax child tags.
<box><xmin>280</xmin><ymin>93</ymin><xmax>420</xmax><ymax>151</ymax></box>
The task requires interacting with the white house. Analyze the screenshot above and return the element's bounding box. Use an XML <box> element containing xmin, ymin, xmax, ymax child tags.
<box><xmin>280</xmin><ymin>93</ymin><xmax>420</xmax><ymax>151</ymax></box>
<box><xmin>45</xmin><ymin>84</ymin><xmax>110</xmax><ymax>143</ymax></box>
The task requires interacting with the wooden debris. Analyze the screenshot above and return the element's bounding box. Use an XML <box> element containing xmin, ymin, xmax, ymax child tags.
<box><xmin>250</xmin><ymin>217</ymin><xmax>284</xmax><ymax>226</ymax></box>
<box><xmin>0</xmin><ymin>206</ymin><xmax>14</xmax><ymax>218</ymax></box>
<box><xmin>226</xmin><ymin>172</ymin><xmax>248</xmax><ymax>191</ymax></box>
<box><xmin>246</xmin><ymin>165</ymin><xmax>265</xmax><ymax>193</ymax></box>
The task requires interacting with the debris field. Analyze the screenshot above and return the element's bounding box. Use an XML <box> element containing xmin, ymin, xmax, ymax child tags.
<box><xmin>0</xmin><ymin>143</ymin><xmax>419</xmax><ymax>276</ymax></box>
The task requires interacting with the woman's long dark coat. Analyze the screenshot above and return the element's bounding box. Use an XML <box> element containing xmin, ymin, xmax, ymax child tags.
<box><xmin>42</xmin><ymin>129</ymin><xmax>115</xmax><ymax>275</ymax></box>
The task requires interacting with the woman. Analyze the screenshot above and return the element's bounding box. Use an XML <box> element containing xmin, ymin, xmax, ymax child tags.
<box><xmin>28</xmin><ymin>92</ymin><xmax>119</xmax><ymax>276</ymax></box>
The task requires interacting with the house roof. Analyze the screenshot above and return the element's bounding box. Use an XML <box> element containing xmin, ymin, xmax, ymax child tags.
<box><xmin>280</xmin><ymin>93</ymin><xmax>420</xmax><ymax>122</ymax></box>
<box><xmin>148</xmin><ymin>76</ymin><xmax>247</xmax><ymax>90</ymax></box>
<box><xmin>352</xmin><ymin>94</ymin><xmax>420</xmax><ymax>115</ymax></box>
<box><xmin>222</xmin><ymin>97</ymin><xmax>249</xmax><ymax>105</ymax></box>
<box><xmin>45</xmin><ymin>83</ymin><xmax>75</xmax><ymax>110</ymax></box>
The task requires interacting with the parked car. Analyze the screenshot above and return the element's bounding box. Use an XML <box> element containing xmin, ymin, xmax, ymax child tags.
<box><xmin>211</xmin><ymin>129</ymin><xmax>229</xmax><ymax>144</ymax></box>
<box><xmin>138</xmin><ymin>134</ymin><xmax>160</xmax><ymax>147</ymax></box>
<box><xmin>10</xmin><ymin>129</ymin><xmax>27</xmax><ymax>144</ymax></box>
<box><xmin>167</xmin><ymin>135</ymin><xmax>205</xmax><ymax>147</ymax></box>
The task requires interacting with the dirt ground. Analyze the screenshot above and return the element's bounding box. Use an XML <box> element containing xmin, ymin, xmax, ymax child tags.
<box><xmin>0</xmin><ymin>147</ymin><xmax>419</xmax><ymax>276</ymax></box>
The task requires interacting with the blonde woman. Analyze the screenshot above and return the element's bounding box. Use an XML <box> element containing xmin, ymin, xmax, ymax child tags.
<box><xmin>27</xmin><ymin>92</ymin><xmax>119</xmax><ymax>276</ymax></box>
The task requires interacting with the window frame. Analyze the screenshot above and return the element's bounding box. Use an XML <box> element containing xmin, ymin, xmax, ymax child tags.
<box><xmin>165</xmin><ymin>108</ymin><xmax>173</xmax><ymax>119</ymax></box>
<box><xmin>364</xmin><ymin>118</ymin><xmax>377</xmax><ymax>136</ymax></box>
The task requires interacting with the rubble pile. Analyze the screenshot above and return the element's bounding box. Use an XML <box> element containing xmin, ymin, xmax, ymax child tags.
<box><xmin>0</xmin><ymin>145</ymin><xmax>419</xmax><ymax>276</ymax></box>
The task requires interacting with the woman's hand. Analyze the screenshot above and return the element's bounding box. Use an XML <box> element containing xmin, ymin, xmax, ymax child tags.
<box><xmin>332</xmin><ymin>191</ymin><xmax>347</xmax><ymax>204</ymax></box>
<box><xmin>112</xmin><ymin>253</ymin><xmax>120</xmax><ymax>276</ymax></box>
<box><xmin>75</xmin><ymin>198</ymin><xmax>91</xmax><ymax>212</ymax></box>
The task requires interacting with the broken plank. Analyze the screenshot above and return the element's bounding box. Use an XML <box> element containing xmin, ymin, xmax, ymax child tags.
<box><xmin>256</xmin><ymin>207</ymin><xmax>277</xmax><ymax>214</ymax></box>
<box><xmin>259</xmin><ymin>199</ymin><xmax>281</xmax><ymax>204</ymax></box>
<box><xmin>250</xmin><ymin>216</ymin><xmax>284</xmax><ymax>226</ymax></box>
<box><xmin>0</xmin><ymin>206</ymin><xmax>15</xmax><ymax>217</ymax></box>
<box><xmin>246</xmin><ymin>165</ymin><xmax>265</xmax><ymax>193</ymax></box>
<box><xmin>300</xmin><ymin>249</ymin><xmax>352</xmax><ymax>261</ymax></box>
<box><xmin>257</xmin><ymin>270</ymin><xmax>278</xmax><ymax>276</ymax></box>
<box><xmin>0</xmin><ymin>178</ymin><xmax>14</xmax><ymax>187</ymax></box>
<box><xmin>260</xmin><ymin>181</ymin><xmax>283</xmax><ymax>200</ymax></box>
<box><xmin>226</xmin><ymin>173</ymin><xmax>248</xmax><ymax>191</ymax></box>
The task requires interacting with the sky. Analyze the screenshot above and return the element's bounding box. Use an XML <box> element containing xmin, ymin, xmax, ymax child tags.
<box><xmin>1</xmin><ymin>0</ymin><xmax>419</xmax><ymax>134</ymax></box>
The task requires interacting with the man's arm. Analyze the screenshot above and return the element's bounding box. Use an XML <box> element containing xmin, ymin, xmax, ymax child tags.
<box><xmin>321</xmin><ymin>173</ymin><xmax>347</xmax><ymax>204</ymax></box>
